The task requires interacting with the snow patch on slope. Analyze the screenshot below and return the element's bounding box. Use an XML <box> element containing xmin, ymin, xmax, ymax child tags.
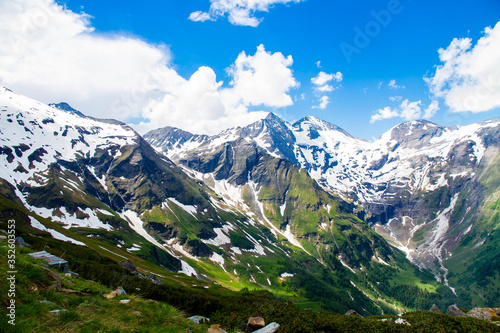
<box><xmin>29</xmin><ymin>216</ymin><xmax>86</xmax><ymax>246</ymax></box>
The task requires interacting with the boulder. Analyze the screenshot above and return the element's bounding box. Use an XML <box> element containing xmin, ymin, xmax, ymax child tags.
<box><xmin>115</xmin><ymin>286</ymin><xmax>127</xmax><ymax>295</ymax></box>
<box><xmin>104</xmin><ymin>291</ymin><xmax>118</xmax><ymax>299</ymax></box>
<box><xmin>447</xmin><ymin>305</ymin><xmax>466</xmax><ymax>317</ymax></box>
<box><xmin>104</xmin><ymin>287</ymin><xmax>127</xmax><ymax>299</ymax></box>
<box><xmin>207</xmin><ymin>324</ymin><xmax>227</xmax><ymax>333</ymax></box>
<box><xmin>253</xmin><ymin>323</ymin><xmax>280</xmax><ymax>333</ymax></box>
<box><xmin>429</xmin><ymin>304</ymin><xmax>441</xmax><ymax>313</ymax></box>
<box><xmin>188</xmin><ymin>315</ymin><xmax>210</xmax><ymax>324</ymax></box>
<box><xmin>247</xmin><ymin>317</ymin><xmax>265</xmax><ymax>332</ymax></box>
<box><xmin>345</xmin><ymin>310</ymin><xmax>363</xmax><ymax>317</ymax></box>
<box><xmin>15</xmin><ymin>237</ymin><xmax>29</xmax><ymax>246</ymax></box>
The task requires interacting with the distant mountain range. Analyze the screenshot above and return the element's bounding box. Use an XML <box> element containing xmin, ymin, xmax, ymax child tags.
<box><xmin>1</xmin><ymin>87</ymin><xmax>498</xmax><ymax>313</ymax></box>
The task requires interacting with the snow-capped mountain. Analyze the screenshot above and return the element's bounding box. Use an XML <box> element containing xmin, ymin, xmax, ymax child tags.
<box><xmin>4</xmin><ymin>87</ymin><xmax>455</xmax><ymax>314</ymax></box>
<box><xmin>145</xmin><ymin>112</ymin><xmax>500</xmax><ymax>303</ymax></box>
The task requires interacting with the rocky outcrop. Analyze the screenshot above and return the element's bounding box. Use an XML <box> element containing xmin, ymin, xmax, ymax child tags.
<box><xmin>446</xmin><ymin>305</ymin><xmax>466</xmax><ymax>317</ymax></box>
<box><xmin>104</xmin><ymin>286</ymin><xmax>127</xmax><ymax>299</ymax></box>
<box><xmin>466</xmin><ymin>308</ymin><xmax>500</xmax><ymax>321</ymax></box>
<box><xmin>345</xmin><ymin>310</ymin><xmax>363</xmax><ymax>317</ymax></box>
<box><xmin>429</xmin><ymin>304</ymin><xmax>441</xmax><ymax>313</ymax></box>
<box><xmin>119</xmin><ymin>260</ymin><xmax>138</xmax><ymax>273</ymax></box>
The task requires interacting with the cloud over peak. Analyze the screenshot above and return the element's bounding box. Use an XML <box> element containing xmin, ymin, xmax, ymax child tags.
<box><xmin>370</xmin><ymin>99</ymin><xmax>439</xmax><ymax>123</ymax></box>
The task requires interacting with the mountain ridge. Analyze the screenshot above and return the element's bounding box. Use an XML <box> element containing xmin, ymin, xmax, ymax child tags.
<box><xmin>145</xmin><ymin>111</ymin><xmax>500</xmax><ymax>308</ymax></box>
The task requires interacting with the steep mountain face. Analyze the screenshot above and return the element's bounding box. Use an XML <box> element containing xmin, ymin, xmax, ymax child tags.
<box><xmin>2</xmin><ymin>88</ymin><xmax>452</xmax><ymax>315</ymax></box>
<box><xmin>145</xmin><ymin>112</ymin><xmax>500</xmax><ymax>308</ymax></box>
<box><xmin>146</xmin><ymin>116</ymin><xmax>398</xmax><ymax>272</ymax></box>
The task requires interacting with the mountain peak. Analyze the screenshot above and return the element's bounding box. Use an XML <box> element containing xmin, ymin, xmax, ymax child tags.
<box><xmin>293</xmin><ymin>115</ymin><xmax>353</xmax><ymax>139</ymax></box>
<box><xmin>389</xmin><ymin>119</ymin><xmax>443</xmax><ymax>143</ymax></box>
<box><xmin>264</xmin><ymin>112</ymin><xmax>279</xmax><ymax>121</ymax></box>
<box><xmin>49</xmin><ymin>102</ymin><xmax>86</xmax><ymax>118</ymax></box>
<box><xmin>396</xmin><ymin>119</ymin><xmax>440</xmax><ymax>129</ymax></box>
<box><xmin>262</xmin><ymin>112</ymin><xmax>288</xmax><ymax>128</ymax></box>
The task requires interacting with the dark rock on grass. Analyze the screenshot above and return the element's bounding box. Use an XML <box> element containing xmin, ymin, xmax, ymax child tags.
<box><xmin>247</xmin><ymin>316</ymin><xmax>265</xmax><ymax>332</ymax></box>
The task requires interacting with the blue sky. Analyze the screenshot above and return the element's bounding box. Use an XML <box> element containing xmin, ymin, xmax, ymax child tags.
<box><xmin>1</xmin><ymin>0</ymin><xmax>499</xmax><ymax>139</ymax></box>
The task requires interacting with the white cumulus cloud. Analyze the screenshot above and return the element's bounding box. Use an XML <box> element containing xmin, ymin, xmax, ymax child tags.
<box><xmin>370</xmin><ymin>106</ymin><xmax>400</xmax><ymax>123</ymax></box>
<box><xmin>399</xmin><ymin>99</ymin><xmax>422</xmax><ymax>120</ymax></box>
<box><xmin>312</xmin><ymin>95</ymin><xmax>330</xmax><ymax>109</ymax></box>
<box><xmin>189</xmin><ymin>0</ymin><xmax>305</xmax><ymax>27</ymax></box>
<box><xmin>0</xmin><ymin>0</ymin><xmax>298</xmax><ymax>135</ymax></box>
<box><xmin>137</xmin><ymin>44</ymin><xmax>298</xmax><ymax>133</ymax></box>
<box><xmin>425</xmin><ymin>21</ymin><xmax>500</xmax><ymax>113</ymax></box>
<box><xmin>311</xmin><ymin>71</ymin><xmax>343</xmax><ymax>87</ymax></box>
<box><xmin>0</xmin><ymin>0</ymin><xmax>175</xmax><ymax>120</ymax></box>
<box><xmin>310</xmin><ymin>71</ymin><xmax>342</xmax><ymax>110</ymax></box>
<box><xmin>227</xmin><ymin>44</ymin><xmax>298</xmax><ymax>107</ymax></box>
<box><xmin>370</xmin><ymin>99</ymin><xmax>439</xmax><ymax>123</ymax></box>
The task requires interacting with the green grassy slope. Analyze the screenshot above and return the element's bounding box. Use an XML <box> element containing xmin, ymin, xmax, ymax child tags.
<box><xmin>445</xmin><ymin>154</ymin><xmax>500</xmax><ymax>308</ymax></box>
<box><xmin>1</xmin><ymin>234</ymin><xmax>498</xmax><ymax>333</ymax></box>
